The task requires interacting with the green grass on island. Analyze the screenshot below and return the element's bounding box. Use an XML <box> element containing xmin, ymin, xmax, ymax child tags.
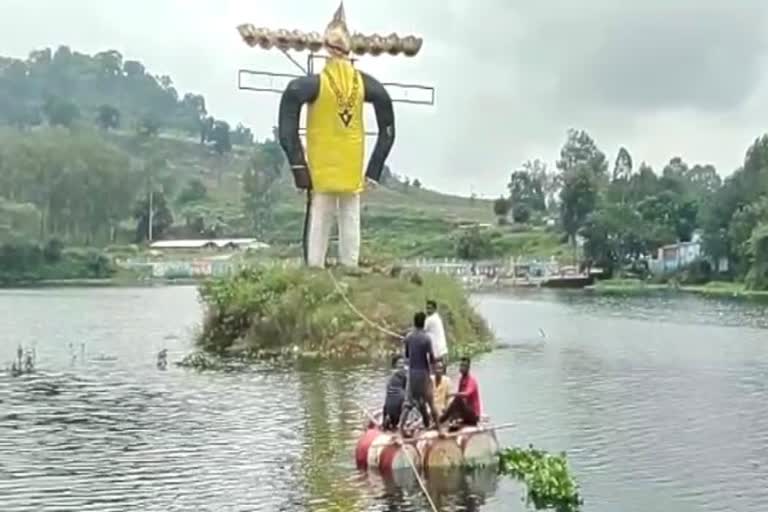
<box><xmin>179</xmin><ymin>262</ymin><xmax>494</xmax><ymax>367</ymax></box>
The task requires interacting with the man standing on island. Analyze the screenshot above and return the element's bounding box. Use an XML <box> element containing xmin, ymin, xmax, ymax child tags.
<box><xmin>425</xmin><ymin>300</ymin><xmax>448</xmax><ymax>365</ymax></box>
<box><xmin>400</xmin><ymin>311</ymin><xmax>443</xmax><ymax>436</ymax></box>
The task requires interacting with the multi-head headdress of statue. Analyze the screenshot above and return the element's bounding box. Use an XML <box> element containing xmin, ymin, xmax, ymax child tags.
<box><xmin>323</xmin><ymin>3</ymin><xmax>351</xmax><ymax>57</ymax></box>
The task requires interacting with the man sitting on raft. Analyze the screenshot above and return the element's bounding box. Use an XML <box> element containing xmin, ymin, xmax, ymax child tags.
<box><xmin>439</xmin><ymin>356</ymin><xmax>481</xmax><ymax>429</ymax></box>
<box><xmin>431</xmin><ymin>360</ymin><xmax>451</xmax><ymax>417</ymax></box>
<box><xmin>399</xmin><ymin>311</ymin><xmax>443</xmax><ymax>436</ymax></box>
<box><xmin>382</xmin><ymin>354</ymin><xmax>407</xmax><ymax>431</ymax></box>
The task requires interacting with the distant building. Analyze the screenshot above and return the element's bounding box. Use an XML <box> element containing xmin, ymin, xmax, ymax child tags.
<box><xmin>148</xmin><ymin>238</ymin><xmax>269</xmax><ymax>251</ymax></box>
<box><xmin>649</xmin><ymin>232</ymin><xmax>702</xmax><ymax>275</ymax></box>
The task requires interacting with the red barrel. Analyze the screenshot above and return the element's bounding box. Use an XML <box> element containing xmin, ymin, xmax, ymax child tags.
<box><xmin>379</xmin><ymin>442</ymin><xmax>420</xmax><ymax>475</ymax></box>
<box><xmin>366</xmin><ymin>431</ymin><xmax>397</xmax><ymax>470</ymax></box>
<box><xmin>355</xmin><ymin>428</ymin><xmax>382</xmax><ymax>469</ymax></box>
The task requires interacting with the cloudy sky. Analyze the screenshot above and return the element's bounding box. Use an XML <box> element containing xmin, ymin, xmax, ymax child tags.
<box><xmin>3</xmin><ymin>0</ymin><xmax>768</xmax><ymax>197</ymax></box>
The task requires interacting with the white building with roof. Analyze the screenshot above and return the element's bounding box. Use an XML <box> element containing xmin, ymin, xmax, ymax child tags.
<box><xmin>148</xmin><ymin>238</ymin><xmax>269</xmax><ymax>251</ymax></box>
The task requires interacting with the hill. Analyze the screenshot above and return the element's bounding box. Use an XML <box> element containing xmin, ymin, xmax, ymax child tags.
<box><xmin>2</xmin><ymin>45</ymin><xmax>564</xmax><ymax>266</ymax></box>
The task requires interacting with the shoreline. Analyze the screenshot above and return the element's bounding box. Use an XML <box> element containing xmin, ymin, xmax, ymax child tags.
<box><xmin>6</xmin><ymin>274</ymin><xmax>768</xmax><ymax>302</ymax></box>
<box><xmin>586</xmin><ymin>279</ymin><xmax>768</xmax><ymax>300</ymax></box>
<box><xmin>453</xmin><ymin>277</ymin><xmax>768</xmax><ymax>302</ymax></box>
<box><xmin>0</xmin><ymin>277</ymin><xmax>203</xmax><ymax>289</ymax></box>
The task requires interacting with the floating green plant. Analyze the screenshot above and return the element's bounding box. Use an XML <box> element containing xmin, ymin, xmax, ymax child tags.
<box><xmin>499</xmin><ymin>445</ymin><xmax>582</xmax><ymax>511</ymax></box>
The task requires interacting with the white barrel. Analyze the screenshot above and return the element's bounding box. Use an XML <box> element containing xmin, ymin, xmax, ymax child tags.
<box><xmin>458</xmin><ymin>427</ymin><xmax>499</xmax><ymax>466</ymax></box>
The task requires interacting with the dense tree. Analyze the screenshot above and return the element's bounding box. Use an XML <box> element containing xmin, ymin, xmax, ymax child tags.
<box><xmin>210</xmin><ymin>120</ymin><xmax>232</xmax><ymax>155</ymax></box>
<box><xmin>626</xmin><ymin>163</ymin><xmax>659</xmax><ymax>202</ymax></box>
<box><xmin>42</xmin><ymin>97</ymin><xmax>80</xmax><ymax>127</ymax></box>
<box><xmin>123</xmin><ymin>60</ymin><xmax>146</xmax><ymax>79</ymax></box>
<box><xmin>555</xmin><ymin>129</ymin><xmax>607</xmax><ymax>254</ymax></box>
<box><xmin>556</xmin><ymin>129</ymin><xmax>608</xmax><ymax>177</ymax></box>
<box><xmin>133</xmin><ymin>191</ymin><xmax>173</xmax><ymax>242</ymax></box>
<box><xmin>493</xmin><ymin>196</ymin><xmax>511</xmax><ymax>218</ymax></box>
<box><xmin>136</xmin><ymin>115</ymin><xmax>160</xmax><ymax>139</ymax></box>
<box><xmin>176</xmin><ymin>178</ymin><xmax>208</xmax><ymax>205</ymax></box>
<box><xmin>746</xmin><ymin>224</ymin><xmax>768</xmax><ymax>290</ymax></box>
<box><xmin>455</xmin><ymin>227</ymin><xmax>494</xmax><ymax>261</ymax></box>
<box><xmin>230</xmin><ymin>123</ymin><xmax>254</xmax><ymax>146</ymax></box>
<box><xmin>508</xmin><ymin>169</ymin><xmax>546</xmax><ymax>213</ymax></box>
<box><xmin>199</xmin><ymin>116</ymin><xmax>215</xmax><ymax>145</ymax></box>
<box><xmin>522</xmin><ymin>159</ymin><xmax>560</xmax><ymax>211</ymax></box>
<box><xmin>608</xmin><ymin>147</ymin><xmax>633</xmax><ymax>204</ymax></box>
<box><xmin>0</xmin><ymin>129</ymin><xmax>138</xmax><ymax>244</ymax></box>
<box><xmin>560</xmin><ymin>165</ymin><xmax>599</xmax><ymax>246</ymax></box>
<box><xmin>686</xmin><ymin>164</ymin><xmax>721</xmax><ymax>196</ymax></box>
<box><xmin>0</xmin><ymin>46</ymin><xmax>252</xmax><ymax>143</ymax></box>
<box><xmin>612</xmin><ymin>147</ymin><xmax>633</xmax><ymax>182</ymax></box>
<box><xmin>242</xmin><ymin>141</ymin><xmax>283</xmax><ymax>241</ymax></box>
<box><xmin>512</xmin><ymin>204</ymin><xmax>531</xmax><ymax>224</ymax></box>
<box><xmin>96</xmin><ymin>104</ymin><xmax>120</xmax><ymax>131</ymax></box>
<box><xmin>580</xmin><ymin>203</ymin><xmax>645</xmax><ymax>274</ymax></box>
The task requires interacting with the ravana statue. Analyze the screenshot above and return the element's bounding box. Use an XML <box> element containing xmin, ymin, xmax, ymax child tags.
<box><xmin>277</xmin><ymin>3</ymin><xmax>396</xmax><ymax>269</ymax></box>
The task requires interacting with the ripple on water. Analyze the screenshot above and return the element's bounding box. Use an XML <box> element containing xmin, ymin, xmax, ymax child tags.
<box><xmin>2</xmin><ymin>286</ymin><xmax>768</xmax><ymax>511</ymax></box>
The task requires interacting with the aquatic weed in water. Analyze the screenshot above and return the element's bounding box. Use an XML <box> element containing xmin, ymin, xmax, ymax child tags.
<box><xmin>499</xmin><ymin>445</ymin><xmax>582</xmax><ymax>511</ymax></box>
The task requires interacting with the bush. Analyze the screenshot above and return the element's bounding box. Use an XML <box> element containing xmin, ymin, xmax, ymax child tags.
<box><xmin>455</xmin><ymin>227</ymin><xmax>495</xmax><ymax>261</ymax></box>
<box><xmin>678</xmin><ymin>259</ymin><xmax>712</xmax><ymax>285</ymax></box>
<box><xmin>512</xmin><ymin>204</ymin><xmax>532</xmax><ymax>223</ymax></box>
<box><xmin>43</xmin><ymin>238</ymin><xmax>64</xmax><ymax>263</ymax></box>
<box><xmin>85</xmin><ymin>251</ymin><xmax>113</xmax><ymax>276</ymax></box>
<box><xmin>196</xmin><ymin>264</ymin><xmax>494</xmax><ymax>359</ymax></box>
<box><xmin>0</xmin><ymin>241</ymin><xmax>42</xmax><ymax>270</ymax></box>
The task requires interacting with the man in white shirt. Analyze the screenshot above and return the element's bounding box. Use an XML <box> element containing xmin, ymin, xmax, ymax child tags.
<box><xmin>425</xmin><ymin>300</ymin><xmax>448</xmax><ymax>364</ymax></box>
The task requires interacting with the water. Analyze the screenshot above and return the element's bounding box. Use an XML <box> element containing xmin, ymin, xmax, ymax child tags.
<box><xmin>1</xmin><ymin>286</ymin><xmax>767</xmax><ymax>511</ymax></box>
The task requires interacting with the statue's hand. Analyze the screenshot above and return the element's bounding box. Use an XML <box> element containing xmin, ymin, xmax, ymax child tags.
<box><xmin>292</xmin><ymin>166</ymin><xmax>311</xmax><ymax>190</ymax></box>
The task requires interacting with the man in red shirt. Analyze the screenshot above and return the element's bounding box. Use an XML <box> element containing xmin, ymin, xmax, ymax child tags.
<box><xmin>439</xmin><ymin>356</ymin><xmax>481</xmax><ymax>428</ymax></box>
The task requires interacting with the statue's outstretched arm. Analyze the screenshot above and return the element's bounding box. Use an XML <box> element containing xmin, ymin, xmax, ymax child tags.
<box><xmin>278</xmin><ymin>75</ymin><xmax>320</xmax><ymax>189</ymax></box>
<box><xmin>361</xmin><ymin>72</ymin><xmax>395</xmax><ymax>183</ymax></box>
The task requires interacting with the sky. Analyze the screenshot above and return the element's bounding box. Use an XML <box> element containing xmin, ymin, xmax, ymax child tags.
<box><xmin>3</xmin><ymin>0</ymin><xmax>768</xmax><ymax>197</ymax></box>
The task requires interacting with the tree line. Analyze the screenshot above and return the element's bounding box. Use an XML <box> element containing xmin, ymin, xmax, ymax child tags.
<box><xmin>0</xmin><ymin>128</ymin><xmax>175</xmax><ymax>245</ymax></box>
<box><xmin>494</xmin><ymin>128</ymin><xmax>768</xmax><ymax>289</ymax></box>
<box><xmin>0</xmin><ymin>46</ymin><xmax>253</xmax><ymax>150</ymax></box>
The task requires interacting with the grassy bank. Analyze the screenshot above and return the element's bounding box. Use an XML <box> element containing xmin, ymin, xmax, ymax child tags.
<box><xmin>590</xmin><ymin>278</ymin><xmax>768</xmax><ymax>300</ymax></box>
<box><xmin>187</xmin><ymin>264</ymin><xmax>494</xmax><ymax>364</ymax></box>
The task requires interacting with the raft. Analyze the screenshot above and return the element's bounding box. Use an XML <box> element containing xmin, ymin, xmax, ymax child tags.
<box><xmin>355</xmin><ymin>423</ymin><xmax>500</xmax><ymax>475</ymax></box>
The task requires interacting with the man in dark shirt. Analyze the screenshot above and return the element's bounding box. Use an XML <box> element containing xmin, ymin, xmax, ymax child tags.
<box><xmin>382</xmin><ymin>354</ymin><xmax>407</xmax><ymax>430</ymax></box>
<box><xmin>399</xmin><ymin>311</ymin><xmax>442</xmax><ymax>435</ymax></box>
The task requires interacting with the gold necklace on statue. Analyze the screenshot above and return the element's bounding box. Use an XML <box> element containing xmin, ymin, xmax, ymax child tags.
<box><xmin>326</xmin><ymin>71</ymin><xmax>360</xmax><ymax>128</ymax></box>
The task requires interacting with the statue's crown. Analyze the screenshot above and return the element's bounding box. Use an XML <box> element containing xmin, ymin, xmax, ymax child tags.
<box><xmin>324</xmin><ymin>2</ymin><xmax>351</xmax><ymax>55</ymax></box>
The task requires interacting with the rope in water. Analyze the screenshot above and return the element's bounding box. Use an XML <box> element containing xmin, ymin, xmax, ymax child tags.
<box><xmin>402</xmin><ymin>443</ymin><xmax>440</xmax><ymax>512</ymax></box>
<box><xmin>326</xmin><ymin>268</ymin><xmax>405</xmax><ymax>340</ymax></box>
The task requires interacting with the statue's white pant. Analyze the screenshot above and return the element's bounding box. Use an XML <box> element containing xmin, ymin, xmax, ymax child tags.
<box><xmin>307</xmin><ymin>192</ymin><xmax>360</xmax><ymax>268</ymax></box>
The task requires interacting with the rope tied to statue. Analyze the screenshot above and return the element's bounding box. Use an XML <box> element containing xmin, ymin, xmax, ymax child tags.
<box><xmin>326</xmin><ymin>268</ymin><xmax>405</xmax><ymax>340</ymax></box>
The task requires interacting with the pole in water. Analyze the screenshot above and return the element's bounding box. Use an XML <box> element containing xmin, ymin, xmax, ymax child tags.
<box><xmin>354</xmin><ymin>401</ymin><xmax>439</xmax><ymax>512</ymax></box>
<box><xmin>398</xmin><ymin>436</ymin><xmax>439</xmax><ymax>512</ymax></box>
<box><xmin>302</xmin><ymin>190</ymin><xmax>312</xmax><ymax>265</ymax></box>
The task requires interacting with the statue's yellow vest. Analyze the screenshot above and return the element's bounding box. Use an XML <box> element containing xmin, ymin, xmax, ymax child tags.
<box><xmin>306</xmin><ymin>58</ymin><xmax>366</xmax><ymax>194</ymax></box>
